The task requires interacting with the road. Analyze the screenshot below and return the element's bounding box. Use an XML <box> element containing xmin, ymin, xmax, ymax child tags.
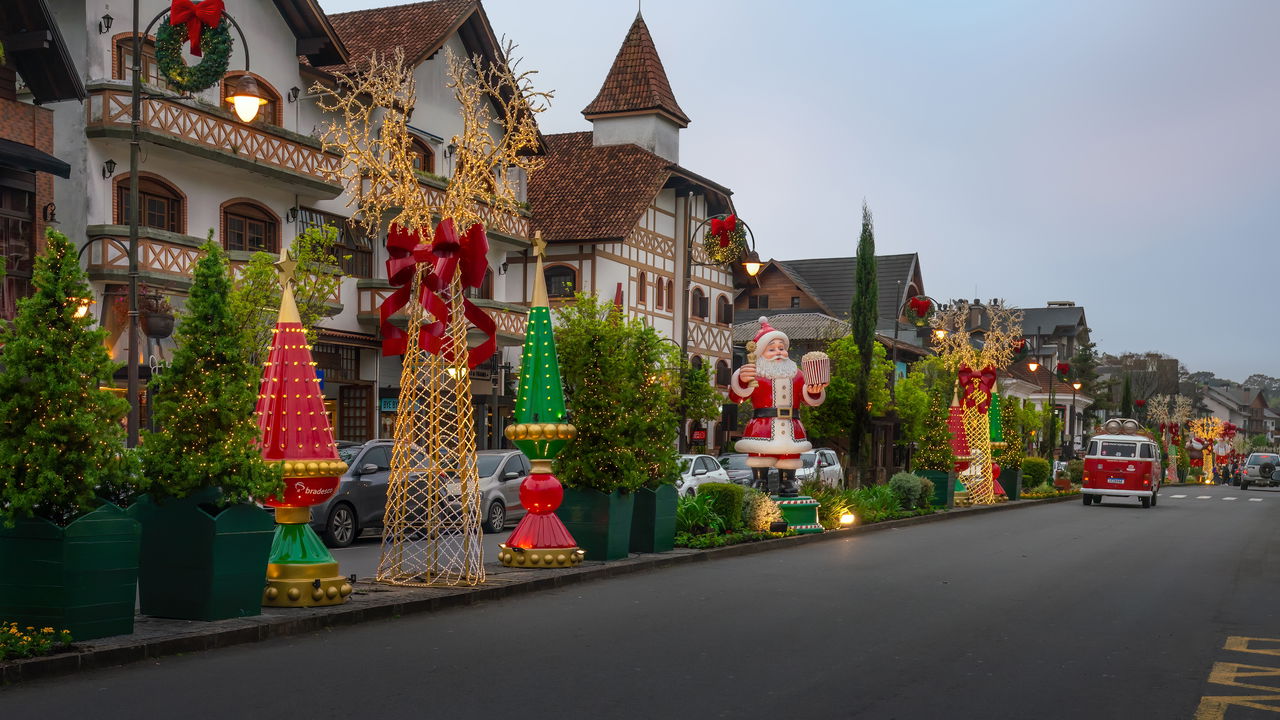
<box><xmin>329</xmin><ymin>527</ymin><xmax>511</xmax><ymax>580</ymax></box>
<box><xmin>6</xmin><ymin>485</ymin><xmax>1280</xmax><ymax>719</ymax></box>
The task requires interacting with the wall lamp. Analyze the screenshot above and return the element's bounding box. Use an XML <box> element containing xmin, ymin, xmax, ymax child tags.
<box><xmin>287</xmin><ymin>87</ymin><xmax>301</xmax><ymax>102</ymax></box>
<box><xmin>286</xmin><ymin>207</ymin><xmax>298</xmax><ymax>223</ymax></box>
<box><xmin>99</xmin><ymin>11</ymin><xmax>113</xmax><ymax>34</ymax></box>
<box><xmin>102</xmin><ymin>158</ymin><xmax>117</xmax><ymax>178</ymax></box>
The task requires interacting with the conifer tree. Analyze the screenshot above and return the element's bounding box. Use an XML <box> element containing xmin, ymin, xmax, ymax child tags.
<box><xmin>1120</xmin><ymin>373</ymin><xmax>1134</xmax><ymax>419</ymax></box>
<box><xmin>848</xmin><ymin>201</ymin><xmax>878</xmax><ymax>468</ymax></box>
<box><xmin>0</xmin><ymin>229</ymin><xmax>136</xmax><ymax>525</ymax></box>
<box><xmin>139</xmin><ymin>241</ymin><xmax>281</xmax><ymax>504</ymax></box>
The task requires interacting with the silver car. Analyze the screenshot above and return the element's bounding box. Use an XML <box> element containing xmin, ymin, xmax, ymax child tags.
<box><xmin>312</xmin><ymin>442</ymin><xmax>530</xmax><ymax>547</ymax></box>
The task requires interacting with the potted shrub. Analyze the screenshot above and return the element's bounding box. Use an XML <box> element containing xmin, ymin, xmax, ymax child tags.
<box><xmin>140</xmin><ymin>291</ymin><xmax>175</xmax><ymax>338</ymax></box>
<box><xmin>0</xmin><ymin>229</ymin><xmax>143</xmax><ymax>641</ymax></box>
<box><xmin>129</xmin><ymin>241</ymin><xmax>283</xmax><ymax>621</ymax></box>
<box><xmin>553</xmin><ymin>295</ymin><xmax>670</xmax><ymax>560</ymax></box>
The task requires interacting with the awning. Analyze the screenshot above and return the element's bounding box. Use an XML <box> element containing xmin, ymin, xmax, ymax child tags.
<box><xmin>0</xmin><ymin>137</ymin><xmax>70</xmax><ymax>178</ymax></box>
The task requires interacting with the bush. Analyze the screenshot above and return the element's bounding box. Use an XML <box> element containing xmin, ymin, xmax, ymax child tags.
<box><xmin>917</xmin><ymin>475</ymin><xmax>935</xmax><ymax>507</ymax></box>
<box><xmin>1067</xmin><ymin>460</ymin><xmax>1083</xmax><ymax>484</ymax></box>
<box><xmin>697</xmin><ymin>482</ymin><xmax>745</xmax><ymax>530</ymax></box>
<box><xmin>0</xmin><ymin>622</ymin><xmax>73</xmax><ymax>661</ymax></box>
<box><xmin>888</xmin><ymin>472</ymin><xmax>928</xmax><ymax>510</ymax></box>
<box><xmin>800</xmin><ymin>481</ymin><xmax>853</xmax><ymax>529</ymax></box>
<box><xmin>848</xmin><ymin>484</ymin><xmax>900</xmax><ymax>523</ymax></box>
<box><xmin>675</xmin><ymin>493</ymin><xmax>725</xmax><ymax>535</ymax></box>
<box><xmin>675</xmin><ymin>530</ymin><xmax>788</xmax><ymax>549</ymax></box>
<box><xmin>1021</xmin><ymin>457</ymin><xmax>1051</xmax><ymax>487</ymax></box>
<box><xmin>742</xmin><ymin>489</ymin><xmax>782</xmax><ymax>532</ymax></box>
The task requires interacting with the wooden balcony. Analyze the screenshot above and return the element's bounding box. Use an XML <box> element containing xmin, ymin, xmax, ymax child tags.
<box><xmin>357</xmin><ymin>279</ymin><xmax>527</xmax><ymax>344</ymax></box>
<box><xmin>414</xmin><ymin>174</ymin><xmax>531</xmax><ymax>243</ymax></box>
<box><xmin>84</xmin><ymin>82</ymin><xmax>343</xmax><ymax>198</ymax></box>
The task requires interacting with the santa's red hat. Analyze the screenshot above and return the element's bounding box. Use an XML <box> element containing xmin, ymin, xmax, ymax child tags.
<box><xmin>752</xmin><ymin>316</ymin><xmax>787</xmax><ymax>351</ymax></box>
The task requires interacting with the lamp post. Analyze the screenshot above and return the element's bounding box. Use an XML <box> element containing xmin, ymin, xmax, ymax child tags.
<box><xmin>1068</xmin><ymin>381</ymin><xmax>1082</xmax><ymax>458</ymax></box>
<box><xmin>678</xmin><ymin>211</ymin><xmax>762</xmax><ymax>452</ymax></box>
<box><xmin>890</xmin><ymin>291</ymin><xmax>940</xmax><ymax>400</ymax></box>
<box><xmin>123</xmin><ymin>0</ymin><xmax>261</xmax><ymax>446</ymax></box>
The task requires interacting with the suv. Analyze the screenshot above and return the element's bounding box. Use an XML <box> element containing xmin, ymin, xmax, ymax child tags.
<box><xmin>1241</xmin><ymin>453</ymin><xmax>1280</xmax><ymax>490</ymax></box>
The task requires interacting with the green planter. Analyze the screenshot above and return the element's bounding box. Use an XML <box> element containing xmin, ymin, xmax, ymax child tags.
<box><xmin>0</xmin><ymin>503</ymin><xmax>140</xmax><ymax>641</ymax></box>
<box><xmin>1002</xmin><ymin>469</ymin><xmax>1022</xmax><ymax>501</ymax></box>
<box><xmin>630</xmin><ymin>485</ymin><xmax>677</xmax><ymax>553</ymax></box>
<box><xmin>920</xmin><ymin>470</ymin><xmax>954</xmax><ymax>509</ymax></box>
<box><xmin>128</xmin><ymin>488</ymin><xmax>275</xmax><ymax>621</ymax></box>
<box><xmin>556</xmin><ymin>487</ymin><xmax>635</xmax><ymax>561</ymax></box>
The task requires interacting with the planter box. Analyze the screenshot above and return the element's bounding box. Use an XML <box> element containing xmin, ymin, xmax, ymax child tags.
<box><xmin>128</xmin><ymin>489</ymin><xmax>275</xmax><ymax>621</ymax></box>
<box><xmin>1003</xmin><ymin>469</ymin><xmax>1023</xmax><ymax>501</ymax></box>
<box><xmin>919</xmin><ymin>470</ymin><xmax>954</xmax><ymax>509</ymax></box>
<box><xmin>0</xmin><ymin>503</ymin><xmax>140</xmax><ymax>641</ymax></box>
<box><xmin>556</xmin><ymin>488</ymin><xmax>634</xmax><ymax>561</ymax></box>
<box><xmin>630</xmin><ymin>485</ymin><xmax>677</xmax><ymax>553</ymax></box>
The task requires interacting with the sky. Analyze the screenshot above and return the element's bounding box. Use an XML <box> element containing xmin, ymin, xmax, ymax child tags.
<box><xmin>319</xmin><ymin>0</ymin><xmax>1280</xmax><ymax>383</ymax></box>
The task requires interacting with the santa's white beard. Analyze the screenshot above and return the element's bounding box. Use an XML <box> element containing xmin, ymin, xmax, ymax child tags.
<box><xmin>757</xmin><ymin>356</ymin><xmax>798</xmax><ymax>380</ymax></box>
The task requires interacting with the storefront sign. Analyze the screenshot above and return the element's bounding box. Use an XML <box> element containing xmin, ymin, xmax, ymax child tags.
<box><xmin>380</xmin><ymin>397</ymin><xmax>397</xmax><ymax>412</ymax></box>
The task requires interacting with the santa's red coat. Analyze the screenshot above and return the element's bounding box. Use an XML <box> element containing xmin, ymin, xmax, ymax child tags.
<box><xmin>730</xmin><ymin>369</ymin><xmax>824</xmax><ymax>456</ymax></box>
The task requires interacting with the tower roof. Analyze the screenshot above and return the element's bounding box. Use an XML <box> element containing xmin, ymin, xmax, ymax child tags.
<box><xmin>581</xmin><ymin>13</ymin><xmax>690</xmax><ymax>128</ymax></box>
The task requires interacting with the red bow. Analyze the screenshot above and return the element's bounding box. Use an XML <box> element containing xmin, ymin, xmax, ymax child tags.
<box><xmin>709</xmin><ymin>214</ymin><xmax>737</xmax><ymax>248</ymax></box>
<box><xmin>379</xmin><ymin>220</ymin><xmax>496</xmax><ymax>369</ymax></box>
<box><xmin>907</xmin><ymin>296</ymin><xmax>931</xmax><ymax>317</ymax></box>
<box><xmin>169</xmin><ymin>0</ymin><xmax>223</xmax><ymax>57</ymax></box>
<box><xmin>957</xmin><ymin>364</ymin><xmax>998</xmax><ymax>413</ymax></box>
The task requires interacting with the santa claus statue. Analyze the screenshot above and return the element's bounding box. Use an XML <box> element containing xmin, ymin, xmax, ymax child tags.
<box><xmin>730</xmin><ymin>317</ymin><xmax>828</xmax><ymax>497</ymax></box>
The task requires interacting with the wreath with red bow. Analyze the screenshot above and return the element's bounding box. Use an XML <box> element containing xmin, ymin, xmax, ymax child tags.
<box><xmin>155</xmin><ymin>0</ymin><xmax>233</xmax><ymax>94</ymax></box>
<box><xmin>905</xmin><ymin>296</ymin><xmax>933</xmax><ymax>327</ymax></box>
<box><xmin>701</xmin><ymin>214</ymin><xmax>748</xmax><ymax>266</ymax></box>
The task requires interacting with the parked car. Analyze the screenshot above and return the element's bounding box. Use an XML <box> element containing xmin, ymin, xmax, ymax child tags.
<box><xmin>677</xmin><ymin>454</ymin><xmax>731</xmax><ymax>497</ymax></box>
<box><xmin>313</xmin><ymin>442</ymin><xmax>530</xmax><ymax>547</ymax></box>
<box><xmin>795</xmin><ymin>448</ymin><xmax>843</xmax><ymax>487</ymax></box>
<box><xmin>1241</xmin><ymin>453</ymin><xmax>1280</xmax><ymax>490</ymax></box>
<box><xmin>717</xmin><ymin>453</ymin><xmax>778</xmax><ymax>491</ymax></box>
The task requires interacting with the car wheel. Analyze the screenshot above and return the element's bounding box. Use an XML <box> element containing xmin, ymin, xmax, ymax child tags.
<box><xmin>324</xmin><ymin>504</ymin><xmax>358</xmax><ymax>548</ymax></box>
<box><xmin>1151</xmin><ymin>492</ymin><xmax>1158</xmax><ymax>507</ymax></box>
<box><xmin>483</xmin><ymin>500</ymin><xmax>506</xmax><ymax>534</ymax></box>
<box><xmin>1141</xmin><ymin>496</ymin><xmax>1151</xmax><ymax>508</ymax></box>
<box><xmin>1094</xmin><ymin>495</ymin><xmax>1102</xmax><ymax>504</ymax></box>
<box><xmin>1083</xmin><ymin>494</ymin><xmax>1092</xmax><ymax>506</ymax></box>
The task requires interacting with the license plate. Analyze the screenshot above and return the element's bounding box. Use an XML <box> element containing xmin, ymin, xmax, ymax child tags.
<box><xmin>1107</xmin><ymin>478</ymin><xmax>1125</xmax><ymax>484</ymax></box>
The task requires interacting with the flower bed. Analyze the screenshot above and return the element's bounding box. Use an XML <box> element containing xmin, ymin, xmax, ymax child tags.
<box><xmin>1021</xmin><ymin>484</ymin><xmax>1080</xmax><ymax>499</ymax></box>
<box><xmin>0</xmin><ymin>623</ymin><xmax>72</xmax><ymax>661</ymax></box>
<box><xmin>675</xmin><ymin>530</ymin><xmax>790</xmax><ymax>549</ymax></box>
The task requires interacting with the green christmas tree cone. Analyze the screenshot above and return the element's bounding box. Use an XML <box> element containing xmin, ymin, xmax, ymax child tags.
<box><xmin>499</xmin><ymin>235</ymin><xmax>584</xmax><ymax>568</ymax></box>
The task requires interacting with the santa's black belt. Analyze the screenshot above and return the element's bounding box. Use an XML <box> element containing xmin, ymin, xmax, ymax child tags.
<box><xmin>754</xmin><ymin>408</ymin><xmax>794</xmax><ymax>419</ymax></box>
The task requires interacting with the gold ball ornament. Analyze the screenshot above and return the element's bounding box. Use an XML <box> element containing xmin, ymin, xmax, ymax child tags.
<box><xmin>265</xmin><ymin>587</ymin><xmax>279</xmax><ymax>601</ymax></box>
<box><xmin>340</xmin><ymin>583</ymin><xmax>353</xmax><ymax>597</ymax></box>
<box><xmin>287</xmin><ymin>588</ymin><xmax>301</xmax><ymax>601</ymax></box>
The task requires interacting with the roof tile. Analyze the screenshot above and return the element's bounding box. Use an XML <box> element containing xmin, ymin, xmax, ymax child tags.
<box><xmin>581</xmin><ymin>13</ymin><xmax>690</xmax><ymax>127</ymax></box>
<box><xmin>320</xmin><ymin>0</ymin><xmax>474</xmax><ymax>74</ymax></box>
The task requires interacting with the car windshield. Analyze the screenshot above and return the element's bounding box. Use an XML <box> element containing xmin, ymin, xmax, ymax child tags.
<box><xmin>477</xmin><ymin>455</ymin><xmax>505</xmax><ymax>476</ymax></box>
<box><xmin>1098</xmin><ymin>442</ymin><xmax>1137</xmax><ymax>458</ymax></box>
<box><xmin>719</xmin><ymin>455</ymin><xmax>750</xmax><ymax>470</ymax></box>
<box><xmin>1249</xmin><ymin>454</ymin><xmax>1279</xmax><ymax>465</ymax></box>
<box><xmin>801</xmin><ymin>452</ymin><xmax>817</xmax><ymax>468</ymax></box>
<box><xmin>338</xmin><ymin>446</ymin><xmax>363</xmax><ymax>464</ymax></box>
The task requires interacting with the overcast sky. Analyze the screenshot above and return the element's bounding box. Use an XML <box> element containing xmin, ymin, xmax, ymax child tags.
<box><xmin>320</xmin><ymin>0</ymin><xmax>1280</xmax><ymax>383</ymax></box>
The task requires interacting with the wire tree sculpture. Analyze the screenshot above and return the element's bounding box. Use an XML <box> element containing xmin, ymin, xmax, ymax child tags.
<box><xmin>315</xmin><ymin>44</ymin><xmax>548</xmax><ymax>586</ymax></box>
<box><xmin>930</xmin><ymin>300</ymin><xmax>1023</xmax><ymax>505</ymax></box>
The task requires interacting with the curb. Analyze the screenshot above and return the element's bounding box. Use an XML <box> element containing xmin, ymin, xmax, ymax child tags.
<box><xmin>0</xmin><ymin>493</ymin><xmax>1077</xmax><ymax>685</ymax></box>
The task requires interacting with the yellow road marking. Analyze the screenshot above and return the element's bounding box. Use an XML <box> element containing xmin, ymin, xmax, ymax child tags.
<box><xmin>1225</xmin><ymin>637</ymin><xmax>1280</xmax><ymax>656</ymax></box>
<box><xmin>1208</xmin><ymin>662</ymin><xmax>1280</xmax><ymax>692</ymax></box>
<box><xmin>1195</xmin><ymin>694</ymin><xmax>1280</xmax><ymax>719</ymax></box>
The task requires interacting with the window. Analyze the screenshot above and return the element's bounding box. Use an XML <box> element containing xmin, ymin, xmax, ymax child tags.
<box><xmin>223</xmin><ymin>201</ymin><xmax>279</xmax><ymax>253</ymax></box>
<box><xmin>467</xmin><ymin>269</ymin><xmax>494</xmax><ymax>300</ymax></box>
<box><xmin>545</xmin><ymin>265</ymin><xmax>576</xmax><ymax>298</ymax></box>
<box><xmin>666</xmin><ymin>279</ymin><xmax>673</xmax><ymax>310</ymax></box>
<box><xmin>715</xmin><ymin>360</ymin><xmax>731</xmax><ymax>387</ymax></box>
<box><xmin>691</xmin><ymin>356</ymin><xmax>704</xmax><ymax>371</ymax></box>
<box><xmin>1099</xmin><ymin>441</ymin><xmax>1136</xmax><ymax>458</ymax></box>
<box><xmin>696</xmin><ymin>457</ymin><xmax>716</xmax><ymax>473</ymax></box>
<box><xmin>637</xmin><ymin>272</ymin><xmax>646</xmax><ymax>305</ymax></box>
<box><xmin>1140</xmin><ymin>444</ymin><xmax>1155</xmax><ymax>459</ymax></box>
<box><xmin>221</xmin><ymin>73</ymin><xmax>281</xmax><ymax>125</ymax></box>
<box><xmin>791</xmin><ymin>296</ymin><xmax>801</xmax><ymax>308</ymax></box>
<box><xmin>117</xmin><ymin>176</ymin><xmax>182</xmax><ymax>232</ymax></box>
<box><xmin>338</xmin><ymin>385</ymin><xmax>372</xmax><ymax>442</ymax></box>
<box><xmin>0</xmin><ymin>177</ymin><xmax>34</xmax><ymax>320</ymax></box>
<box><xmin>359</xmin><ymin>445</ymin><xmax>390</xmax><ymax>471</ymax></box>
<box><xmin>748</xmin><ymin>294</ymin><xmax>769</xmax><ymax>309</ymax></box>
<box><xmin>716</xmin><ymin>295</ymin><xmax>733</xmax><ymax>325</ymax></box>
<box><xmin>114</xmin><ymin>34</ymin><xmax>169</xmax><ymax>89</ymax></box>
<box><xmin>655</xmin><ymin>277</ymin><xmax>665</xmax><ymax>309</ymax></box>
<box><xmin>409</xmin><ymin>137</ymin><xmax>434</xmax><ymax>175</ymax></box>
<box><xmin>691</xmin><ymin>288</ymin><xmax>707</xmax><ymax>319</ymax></box>
<box><xmin>297</xmin><ymin>208</ymin><xmax>372</xmax><ymax>278</ymax></box>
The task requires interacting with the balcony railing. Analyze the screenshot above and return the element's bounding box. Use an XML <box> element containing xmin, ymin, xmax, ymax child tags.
<box><xmin>85</xmin><ymin>82</ymin><xmax>343</xmax><ymax>198</ymax></box>
<box><xmin>358</xmin><ymin>280</ymin><xmax>527</xmax><ymax>342</ymax></box>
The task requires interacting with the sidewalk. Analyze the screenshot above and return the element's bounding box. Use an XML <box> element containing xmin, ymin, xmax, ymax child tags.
<box><xmin>0</xmin><ymin>494</ymin><xmax>1077</xmax><ymax>685</ymax></box>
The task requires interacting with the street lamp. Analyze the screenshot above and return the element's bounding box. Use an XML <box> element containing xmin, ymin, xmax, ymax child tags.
<box><xmin>122</xmin><ymin>1</ymin><xmax>260</xmax><ymax>446</ymax></box>
<box><xmin>889</xmin><ymin>288</ymin><xmax>940</xmax><ymax>400</ymax></box>
<box><xmin>678</xmin><ymin>212</ymin><xmax>761</xmax><ymax>452</ymax></box>
<box><xmin>1027</xmin><ymin>325</ymin><xmax>1056</xmax><ymax>461</ymax></box>
<box><xmin>1069</xmin><ymin>381</ymin><xmax>1082</xmax><ymax>458</ymax></box>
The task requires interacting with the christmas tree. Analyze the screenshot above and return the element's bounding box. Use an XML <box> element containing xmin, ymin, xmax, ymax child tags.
<box><xmin>140</xmin><ymin>241</ymin><xmax>281</xmax><ymax>504</ymax></box>
<box><xmin>0</xmin><ymin>230</ymin><xmax>136</xmax><ymax>525</ymax></box>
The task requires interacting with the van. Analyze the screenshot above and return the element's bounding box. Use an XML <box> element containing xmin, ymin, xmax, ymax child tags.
<box><xmin>1080</xmin><ymin>419</ymin><xmax>1162</xmax><ymax>509</ymax></box>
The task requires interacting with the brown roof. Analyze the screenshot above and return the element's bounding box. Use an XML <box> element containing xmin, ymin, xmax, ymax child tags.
<box><xmin>320</xmin><ymin>0</ymin><xmax>474</xmax><ymax>73</ymax></box>
<box><xmin>581</xmin><ymin>12</ymin><xmax>690</xmax><ymax>128</ymax></box>
<box><xmin>528</xmin><ymin>132</ymin><xmax>673</xmax><ymax>243</ymax></box>
<box><xmin>1007</xmin><ymin>363</ymin><xmax>1088</xmax><ymax>398</ymax></box>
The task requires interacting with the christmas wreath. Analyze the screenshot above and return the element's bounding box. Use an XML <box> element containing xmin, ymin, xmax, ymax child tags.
<box><xmin>702</xmin><ymin>214</ymin><xmax>748</xmax><ymax>265</ymax></box>
<box><xmin>905</xmin><ymin>296</ymin><xmax>933</xmax><ymax>326</ymax></box>
<box><xmin>155</xmin><ymin>14</ymin><xmax>233</xmax><ymax>94</ymax></box>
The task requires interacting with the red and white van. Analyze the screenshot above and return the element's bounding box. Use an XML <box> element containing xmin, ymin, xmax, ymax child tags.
<box><xmin>1081</xmin><ymin>418</ymin><xmax>1162</xmax><ymax>509</ymax></box>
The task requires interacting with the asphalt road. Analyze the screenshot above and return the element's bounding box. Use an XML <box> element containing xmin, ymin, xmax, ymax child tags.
<box><xmin>7</xmin><ymin>485</ymin><xmax>1280</xmax><ymax>719</ymax></box>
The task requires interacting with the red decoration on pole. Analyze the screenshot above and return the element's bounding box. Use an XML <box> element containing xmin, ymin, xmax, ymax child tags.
<box><xmin>957</xmin><ymin>364</ymin><xmax>998</xmax><ymax>413</ymax></box>
<box><xmin>168</xmin><ymin>0</ymin><xmax>224</xmax><ymax>57</ymax></box>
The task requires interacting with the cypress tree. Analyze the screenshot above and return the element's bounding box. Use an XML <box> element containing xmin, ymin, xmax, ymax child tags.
<box><xmin>848</xmin><ymin>201</ymin><xmax>878</xmax><ymax>468</ymax></box>
<box><xmin>0</xmin><ymin>229</ymin><xmax>137</xmax><ymax>525</ymax></box>
<box><xmin>138</xmin><ymin>241</ymin><xmax>280</xmax><ymax>504</ymax></box>
<box><xmin>1120</xmin><ymin>374</ymin><xmax>1134</xmax><ymax>419</ymax></box>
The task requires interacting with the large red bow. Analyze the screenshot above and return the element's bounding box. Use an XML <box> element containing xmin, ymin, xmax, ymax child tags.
<box><xmin>169</xmin><ymin>0</ymin><xmax>223</xmax><ymax>57</ymax></box>
<box><xmin>379</xmin><ymin>220</ymin><xmax>496</xmax><ymax>369</ymax></box>
<box><xmin>957</xmin><ymin>364</ymin><xmax>998</xmax><ymax>414</ymax></box>
<box><xmin>709</xmin><ymin>214</ymin><xmax>737</xmax><ymax>248</ymax></box>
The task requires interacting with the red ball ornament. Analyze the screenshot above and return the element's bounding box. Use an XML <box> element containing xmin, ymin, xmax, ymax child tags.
<box><xmin>518</xmin><ymin>473</ymin><xmax>564</xmax><ymax>514</ymax></box>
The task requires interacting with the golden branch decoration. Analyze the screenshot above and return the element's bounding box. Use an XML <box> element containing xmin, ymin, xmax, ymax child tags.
<box><xmin>929</xmin><ymin>300</ymin><xmax>1024</xmax><ymax>371</ymax></box>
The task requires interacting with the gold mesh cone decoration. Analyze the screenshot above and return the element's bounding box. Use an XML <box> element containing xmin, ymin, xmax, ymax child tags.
<box><xmin>315</xmin><ymin>45</ymin><xmax>549</xmax><ymax>586</ymax></box>
<box><xmin>930</xmin><ymin>301</ymin><xmax>1023</xmax><ymax>505</ymax></box>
